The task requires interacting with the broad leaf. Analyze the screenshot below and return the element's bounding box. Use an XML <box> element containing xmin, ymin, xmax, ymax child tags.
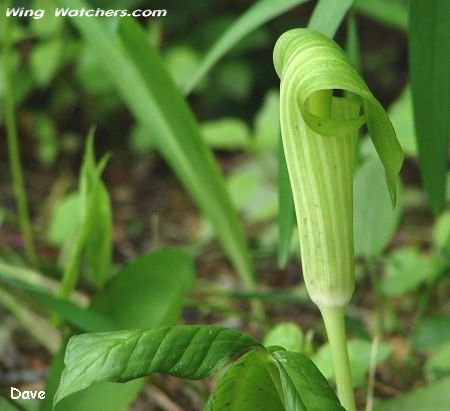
<box><xmin>353</xmin><ymin>155</ymin><xmax>402</xmax><ymax>259</ymax></box>
<box><xmin>381</xmin><ymin>247</ymin><xmax>440</xmax><ymax>297</ymax></box>
<box><xmin>409</xmin><ymin>0</ymin><xmax>450</xmax><ymax>213</ymax></box>
<box><xmin>273</xmin><ymin>350</ymin><xmax>345</xmax><ymax>411</ymax></box>
<box><xmin>206</xmin><ymin>349</ymin><xmax>285</xmax><ymax>411</ymax></box>
<box><xmin>91</xmin><ymin>248</ymin><xmax>194</xmax><ymax>329</ymax></box>
<box><xmin>264</xmin><ymin>322</ymin><xmax>304</xmax><ymax>353</ymax></box>
<box><xmin>61</xmin><ymin>0</ymin><xmax>255</xmax><ymax>291</ymax></box>
<box><xmin>183</xmin><ymin>0</ymin><xmax>310</xmax><ymax>94</ymax></box>
<box><xmin>46</xmin><ymin>248</ymin><xmax>195</xmax><ymax>411</ymax></box>
<box><xmin>55</xmin><ymin>326</ymin><xmax>260</xmax><ymax>404</ymax></box>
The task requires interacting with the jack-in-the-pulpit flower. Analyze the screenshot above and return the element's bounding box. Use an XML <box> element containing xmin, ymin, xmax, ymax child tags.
<box><xmin>274</xmin><ymin>29</ymin><xmax>403</xmax><ymax>411</ymax></box>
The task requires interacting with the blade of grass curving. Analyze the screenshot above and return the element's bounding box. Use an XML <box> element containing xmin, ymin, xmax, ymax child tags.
<box><xmin>277</xmin><ymin>0</ymin><xmax>355</xmax><ymax>267</ymax></box>
<box><xmin>60</xmin><ymin>0</ymin><xmax>256</xmax><ymax>295</ymax></box>
<box><xmin>55</xmin><ymin>326</ymin><xmax>261</xmax><ymax>404</ymax></box>
<box><xmin>183</xmin><ymin>0</ymin><xmax>310</xmax><ymax>95</ymax></box>
<box><xmin>409</xmin><ymin>0</ymin><xmax>450</xmax><ymax>214</ymax></box>
<box><xmin>354</xmin><ymin>0</ymin><xmax>408</xmax><ymax>30</ymax></box>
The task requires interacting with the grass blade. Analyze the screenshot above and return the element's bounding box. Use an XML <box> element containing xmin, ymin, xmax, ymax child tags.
<box><xmin>354</xmin><ymin>0</ymin><xmax>408</xmax><ymax>30</ymax></box>
<box><xmin>308</xmin><ymin>0</ymin><xmax>354</xmax><ymax>38</ymax></box>
<box><xmin>183</xmin><ymin>0</ymin><xmax>310</xmax><ymax>94</ymax></box>
<box><xmin>409</xmin><ymin>0</ymin><xmax>450</xmax><ymax>214</ymax></box>
<box><xmin>60</xmin><ymin>0</ymin><xmax>255</xmax><ymax>292</ymax></box>
<box><xmin>277</xmin><ymin>0</ymin><xmax>355</xmax><ymax>267</ymax></box>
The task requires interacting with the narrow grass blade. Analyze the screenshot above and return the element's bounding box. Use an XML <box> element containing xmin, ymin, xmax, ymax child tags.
<box><xmin>277</xmin><ymin>0</ymin><xmax>354</xmax><ymax>267</ymax></box>
<box><xmin>354</xmin><ymin>0</ymin><xmax>408</xmax><ymax>30</ymax></box>
<box><xmin>308</xmin><ymin>0</ymin><xmax>354</xmax><ymax>38</ymax></box>
<box><xmin>0</xmin><ymin>275</ymin><xmax>116</xmax><ymax>332</ymax></box>
<box><xmin>346</xmin><ymin>12</ymin><xmax>361</xmax><ymax>73</ymax></box>
<box><xmin>183</xmin><ymin>0</ymin><xmax>310</xmax><ymax>94</ymax></box>
<box><xmin>60</xmin><ymin>0</ymin><xmax>255</xmax><ymax>292</ymax></box>
<box><xmin>409</xmin><ymin>0</ymin><xmax>450</xmax><ymax>214</ymax></box>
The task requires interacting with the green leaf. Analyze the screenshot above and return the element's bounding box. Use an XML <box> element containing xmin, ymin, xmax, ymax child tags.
<box><xmin>47</xmin><ymin>248</ymin><xmax>195</xmax><ymax>411</ymax></box>
<box><xmin>0</xmin><ymin>397</ymin><xmax>20</xmax><ymax>410</ymax></box>
<box><xmin>426</xmin><ymin>341</ymin><xmax>450</xmax><ymax>380</ymax></box>
<box><xmin>55</xmin><ymin>326</ymin><xmax>261</xmax><ymax>404</ymax></box>
<box><xmin>433</xmin><ymin>210</ymin><xmax>450</xmax><ymax>257</ymax></box>
<box><xmin>84</xmin><ymin>182</ymin><xmax>112</xmax><ymax>288</ymax></box>
<box><xmin>183</xmin><ymin>0</ymin><xmax>310</xmax><ymax>94</ymax></box>
<box><xmin>410</xmin><ymin>316</ymin><xmax>450</xmax><ymax>354</ymax></box>
<box><xmin>30</xmin><ymin>39</ymin><xmax>64</xmax><ymax>86</ymax></box>
<box><xmin>206</xmin><ymin>349</ymin><xmax>285</xmax><ymax>411</ymax></box>
<box><xmin>164</xmin><ymin>46</ymin><xmax>200</xmax><ymax>88</ymax></box>
<box><xmin>227</xmin><ymin>154</ymin><xmax>278</xmax><ymax>223</ymax></box>
<box><xmin>264</xmin><ymin>322</ymin><xmax>304</xmax><ymax>353</ymax></box>
<box><xmin>274</xmin><ymin>29</ymin><xmax>403</xmax><ymax>205</ymax></box>
<box><xmin>0</xmin><ymin>275</ymin><xmax>116</xmax><ymax>333</ymax></box>
<box><xmin>273</xmin><ymin>350</ymin><xmax>345</xmax><ymax>410</ymax></box>
<box><xmin>381</xmin><ymin>247</ymin><xmax>440</xmax><ymax>297</ymax></box>
<box><xmin>308</xmin><ymin>0</ymin><xmax>354</xmax><ymax>38</ymax></box>
<box><xmin>409</xmin><ymin>0</ymin><xmax>450</xmax><ymax>213</ymax></box>
<box><xmin>253</xmin><ymin>89</ymin><xmax>280</xmax><ymax>151</ymax></box>
<box><xmin>91</xmin><ymin>248</ymin><xmax>195</xmax><ymax>329</ymax></box>
<box><xmin>354</xmin><ymin>0</ymin><xmax>408</xmax><ymax>30</ymax></box>
<box><xmin>387</xmin><ymin>87</ymin><xmax>417</xmax><ymax>157</ymax></box>
<box><xmin>373</xmin><ymin>377</ymin><xmax>450</xmax><ymax>411</ymax></box>
<box><xmin>353</xmin><ymin>155</ymin><xmax>402</xmax><ymax>259</ymax></box>
<box><xmin>62</xmin><ymin>0</ymin><xmax>256</xmax><ymax>292</ymax></box>
<box><xmin>58</xmin><ymin>132</ymin><xmax>112</xmax><ymax>296</ymax></box>
<box><xmin>312</xmin><ymin>338</ymin><xmax>392</xmax><ymax>388</ymax></box>
<box><xmin>47</xmin><ymin>192</ymin><xmax>81</xmax><ymax>246</ymax></box>
<box><xmin>201</xmin><ymin>118</ymin><xmax>251</xmax><ymax>150</ymax></box>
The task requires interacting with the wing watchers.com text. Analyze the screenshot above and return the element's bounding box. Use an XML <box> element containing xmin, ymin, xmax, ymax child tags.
<box><xmin>6</xmin><ymin>7</ymin><xmax>167</xmax><ymax>19</ymax></box>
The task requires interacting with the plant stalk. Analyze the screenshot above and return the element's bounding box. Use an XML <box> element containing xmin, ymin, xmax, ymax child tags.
<box><xmin>3</xmin><ymin>5</ymin><xmax>38</xmax><ymax>266</ymax></box>
<box><xmin>320</xmin><ymin>306</ymin><xmax>356</xmax><ymax>411</ymax></box>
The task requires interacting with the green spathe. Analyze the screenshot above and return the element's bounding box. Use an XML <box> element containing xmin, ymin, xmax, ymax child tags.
<box><xmin>274</xmin><ymin>28</ymin><xmax>403</xmax><ymax>307</ymax></box>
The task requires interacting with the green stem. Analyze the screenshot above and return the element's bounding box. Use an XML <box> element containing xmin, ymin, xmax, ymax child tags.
<box><xmin>320</xmin><ymin>306</ymin><xmax>356</xmax><ymax>411</ymax></box>
<box><xmin>3</xmin><ymin>5</ymin><xmax>38</xmax><ymax>266</ymax></box>
<box><xmin>367</xmin><ymin>259</ymin><xmax>384</xmax><ymax>335</ymax></box>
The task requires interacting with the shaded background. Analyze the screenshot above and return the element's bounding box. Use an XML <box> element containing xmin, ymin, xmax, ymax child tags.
<box><xmin>1</xmin><ymin>0</ymin><xmax>449</xmax><ymax>410</ymax></box>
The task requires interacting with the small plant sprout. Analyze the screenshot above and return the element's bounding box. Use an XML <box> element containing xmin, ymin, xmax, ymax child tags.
<box><xmin>274</xmin><ymin>29</ymin><xmax>403</xmax><ymax>411</ymax></box>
